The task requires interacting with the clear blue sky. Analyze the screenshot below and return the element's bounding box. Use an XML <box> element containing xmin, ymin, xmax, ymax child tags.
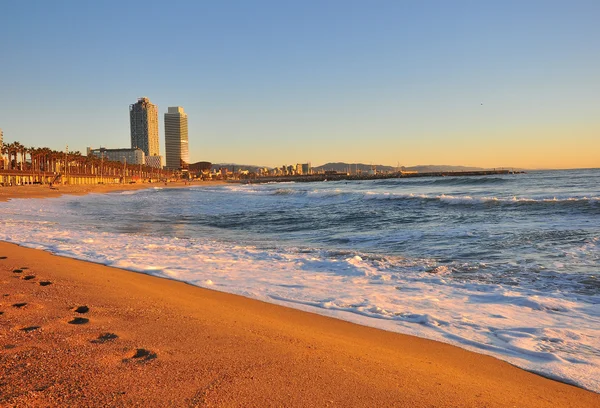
<box><xmin>1</xmin><ymin>0</ymin><xmax>599</xmax><ymax>168</ymax></box>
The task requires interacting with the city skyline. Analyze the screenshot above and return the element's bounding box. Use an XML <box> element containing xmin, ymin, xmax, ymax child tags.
<box><xmin>0</xmin><ymin>1</ymin><xmax>599</xmax><ymax>169</ymax></box>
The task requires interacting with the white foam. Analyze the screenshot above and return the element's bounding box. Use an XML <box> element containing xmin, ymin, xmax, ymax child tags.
<box><xmin>360</xmin><ymin>191</ymin><xmax>600</xmax><ymax>205</ymax></box>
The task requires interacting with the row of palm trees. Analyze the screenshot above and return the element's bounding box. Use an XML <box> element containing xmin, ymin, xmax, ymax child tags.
<box><xmin>1</xmin><ymin>141</ymin><xmax>173</xmax><ymax>182</ymax></box>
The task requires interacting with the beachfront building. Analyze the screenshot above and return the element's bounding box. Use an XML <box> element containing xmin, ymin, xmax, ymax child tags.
<box><xmin>87</xmin><ymin>147</ymin><xmax>145</xmax><ymax>165</ymax></box>
<box><xmin>164</xmin><ymin>107</ymin><xmax>189</xmax><ymax>170</ymax></box>
<box><xmin>145</xmin><ymin>155</ymin><xmax>163</xmax><ymax>169</ymax></box>
<box><xmin>130</xmin><ymin>97</ymin><xmax>160</xmax><ymax>158</ymax></box>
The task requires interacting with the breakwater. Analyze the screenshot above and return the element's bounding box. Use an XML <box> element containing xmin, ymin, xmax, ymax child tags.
<box><xmin>239</xmin><ymin>169</ymin><xmax>521</xmax><ymax>184</ymax></box>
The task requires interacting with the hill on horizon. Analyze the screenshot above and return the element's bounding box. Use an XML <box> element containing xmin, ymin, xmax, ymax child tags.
<box><xmin>313</xmin><ymin>162</ymin><xmax>488</xmax><ymax>173</ymax></box>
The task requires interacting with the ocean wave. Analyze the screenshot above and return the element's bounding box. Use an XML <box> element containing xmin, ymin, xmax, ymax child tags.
<box><xmin>221</xmin><ymin>184</ymin><xmax>600</xmax><ymax>207</ymax></box>
<box><xmin>272</xmin><ymin>188</ymin><xmax>298</xmax><ymax>195</ymax></box>
<box><xmin>272</xmin><ymin>188</ymin><xmax>350</xmax><ymax>198</ymax></box>
<box><xmin>376</xmin><ymin>176</ymin><xmax>513</xmax><ymax>187</ymax></box>
<box><xmin>214</xmin><ymin>183</ymin><xmax>600</xmax><ymax>213</ymax></box>
<box><xmin>364</xmin><ymin>192</ymin><xmax>600</xmax><ymax>207</ymax></box>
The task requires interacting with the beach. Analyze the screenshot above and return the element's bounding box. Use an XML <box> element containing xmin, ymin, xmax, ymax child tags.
<box><xmin>0</xmin><ymin>181</ymin><xmax>226</xmax><ymax>203</ymax></box>
<box><xmin>1</xmin><ymin>184</ymin><xmax>599</xmax><ymax>407</ymax></box>
<box><xmin>0</xmin><ymin>186</ymin><xmax>600</xmax><ymax>407</ymax></box>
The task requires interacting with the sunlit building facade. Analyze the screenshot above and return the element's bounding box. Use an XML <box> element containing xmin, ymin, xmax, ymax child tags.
<box><xmin>130</xmin><ymin>97</ymin><xmax>160</xmax><ymax>158</ymax></box>
<box><xmin>164</xmin><ymin>107</ymin><xmax>189</xmax><ymax>170</ymax></box>
<box><xmin>87</xmin><ymin>147</ymin><xmax>145</xmax><ymax>165</ymax></box>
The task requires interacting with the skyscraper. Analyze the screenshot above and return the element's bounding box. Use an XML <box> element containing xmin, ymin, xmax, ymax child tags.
<box><xmin>164</xmin><ymin>107</ymin><xmax>189</xmax><ymax>170</ymax></box>
<box><xmin>129</xmin><ymin>97</ymin><xmax>159</xmax><ymax>157</ymax></box>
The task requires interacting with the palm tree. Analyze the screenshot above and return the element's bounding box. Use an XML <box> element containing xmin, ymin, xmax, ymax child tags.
<box><xmin>9</xmin><ymin>142</ymin><xmax>18</xmax><ymax>170</ymax></box>
<box><xmin>0</xmin><ymin>143</ymin><xmax>8</xmax><ymax>170</ymax></box>
<box><xmin>10</xmin><ymin>141</ymin><xmax>24</xmax><ymax>170</ymax></box>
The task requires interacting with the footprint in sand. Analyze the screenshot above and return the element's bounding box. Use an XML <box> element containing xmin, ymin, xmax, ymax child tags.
<box><xmin>22</xmin><ymin>275</ymin><xmax>36</xmax><ymax>281</ymax></box>
<box><xmin>73</xmin><ymin>306</ymin><xmax>89</xmax><ymax>314</ymax></box>
<box><xmin>123</xmin><ymin>348</ymin><xmax>157</xmax><ymax>363</ymax></box>
<box><xmin>12</xmin><ymin>269</ymin><xmax>23</xmax><ymax>274</ymax></box>
<box><xmin>0</xmin><ymin>256</ymin><xmax>7</xmax><ymax>260</ymax></box>
<box><xmin>68</xmin><ymin>317</ymin><xmax>89</xmax><ymax>325</ymax></box>
<box><xmin>21</xmin><ymin>326</ymin><xmax>41</xmax><ymax>333</ymax></box>
<box><xmin>91</xmin><ymin>333</ymin><xmax>118</xmax><ymax>344</ymax></box>
<box><xmin>12</xmin><ymin>302</ymin><xmax>27</xmax><ymax>308</ymax></box>
<box><xmin>39</xmin><ymin>281</ymin><xmax>52</xmax><ymax>286</ymax></box>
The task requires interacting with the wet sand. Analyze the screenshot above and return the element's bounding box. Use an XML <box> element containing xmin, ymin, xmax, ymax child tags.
<box><xmin>0</xmin><ymin>190</ymin><xmax>599</xmax><ymax>406</ymax></box>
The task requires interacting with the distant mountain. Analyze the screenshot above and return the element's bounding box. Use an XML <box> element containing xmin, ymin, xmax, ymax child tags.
<box><xmin>313</xmin><ymin>162</ymin><xmax>487</xmax><ymax>173</ymax></box>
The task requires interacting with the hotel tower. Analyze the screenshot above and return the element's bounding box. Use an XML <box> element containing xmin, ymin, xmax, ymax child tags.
<box><xmin>129</xmin><ymin>97</ymin><xmax>160</xmax><ymax>158</ymax></box>
<box><xmin>164</xmin><ymin>107</ymin><xmax>189</xmax><ymax>170</ymax></box>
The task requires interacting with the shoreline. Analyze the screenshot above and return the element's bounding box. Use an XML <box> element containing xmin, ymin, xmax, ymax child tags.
<box><xmin>0</xmin><ymin>180</ymin><xmax>228</xmax><ymax>202</ymax></box>
<box><xmin>1</xmin><ymin>187</ymin><xmax>599</xmax><ymax>406</ymax></box>
<box><xmin>1</xmin><ymin>241</ymin><xmax>598</xmax><ymax>406</ymax></box>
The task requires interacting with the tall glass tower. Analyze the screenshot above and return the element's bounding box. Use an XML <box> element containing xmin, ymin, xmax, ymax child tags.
<box><xmin>164</xmin><ymin>107</ymin><xmax>189</xmax><ymax>170</ymax></box>
<box><xmin>129</xmin><ymin>97</ymin><xmax>159</xmax><ymax>157</ymax></box>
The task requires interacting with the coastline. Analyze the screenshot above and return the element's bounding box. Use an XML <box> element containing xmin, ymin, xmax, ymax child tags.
<box><xmin>1</xmin><ymin>188</ymin><xmax>599</xmax><ymax>406</ymax></box>
<box><xmin>1</xmin><ymin>242</ymin><xmax>598</xmax><ymax>407</ymax></box>
<box><xmin>0</xmin><ymin>180</ymin><xmax>227</xmax><ymax>202</ymax></box>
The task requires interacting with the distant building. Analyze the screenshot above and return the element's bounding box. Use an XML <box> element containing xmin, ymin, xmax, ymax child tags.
<box><xmin>130</xmin><ymin>97</ymin><xmax>160</xmax><ymax>158</ymax></box>
<box><xmin>164</xmin><ymin>107</ymin><xmax>189</xmax><ymax>170</ymax></box>
<box><xmin>145</xmin><ymin>155</ymin><xmax>164</xmax><ymax>169</ymax></box>
<box><xmin>295</xmin><ymin>163</ymin><xmax>311</xmax><ymax>175</ymax></box>
<box><xmin>0</xmin><ymin>128</ymin><xmax>3</xmax><ymax>146</ymax></box>
<box><xmin>87</xmin><ymin>147</ymin><xmax>145</xmax><ymax>165</ymax></box>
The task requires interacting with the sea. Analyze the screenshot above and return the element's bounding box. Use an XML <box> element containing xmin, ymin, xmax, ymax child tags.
<box><xmin>1</xmin><ymin>169</ymin><xmax>598</xmax><ymax>392</ymax></box>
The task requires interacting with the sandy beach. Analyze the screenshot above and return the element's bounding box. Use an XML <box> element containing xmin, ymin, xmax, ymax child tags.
<box><xmin>1</xmin><ymin>186</ymin><xmax>599</xmax><ymax>407</ymax></box>
<box><xmin>0</xmin><ymin>180</ymin><xmax>226</xmax><ymax>202</ymax></box>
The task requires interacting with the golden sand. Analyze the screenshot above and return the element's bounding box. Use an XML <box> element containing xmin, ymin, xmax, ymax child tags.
<box><xmin>0</xmin><ymin>180</ymin><xmax>226</xmax><ymax>202</ymax></box>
